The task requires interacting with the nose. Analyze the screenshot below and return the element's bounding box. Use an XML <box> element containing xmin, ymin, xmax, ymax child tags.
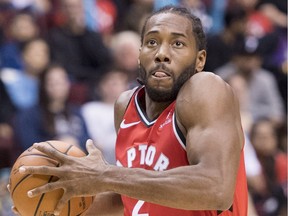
<box><xmin>154</xmin><ymin>44</ymin><xmax>171</xmax><ymax>63</ymax></box>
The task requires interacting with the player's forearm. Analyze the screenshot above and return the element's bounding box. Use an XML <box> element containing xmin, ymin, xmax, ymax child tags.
<box><xmin>85</xmin><ymin>192</ymin><xmax>123</xmax><ymax>216</ymax></box>
<box><xmin>100</xmin><ymin>165</ymin><xmax>234</xmax><ymax>210</ymax></box>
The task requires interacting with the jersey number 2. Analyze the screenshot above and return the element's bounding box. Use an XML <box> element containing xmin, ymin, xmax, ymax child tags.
<box><xmin>132</xmin><ymin>200</ymin><xmax>149</xmax><ymax>216</ymax></box>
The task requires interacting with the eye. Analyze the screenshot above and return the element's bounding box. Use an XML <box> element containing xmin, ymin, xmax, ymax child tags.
<box><xmin>147</xmin><ymin>39</ymin><xmax>157</xmax><ymax>47</ymax></box>
<box><xmin>173</xmin><ymin>41</ymin><xmax>184</xmax><ymax>48</ymax></box>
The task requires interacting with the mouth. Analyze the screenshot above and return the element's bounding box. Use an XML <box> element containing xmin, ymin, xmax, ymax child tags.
<box><xmin>151</xmin><ymin>70</ymin><xmax>171</xmax><ymax>78</ymax></box>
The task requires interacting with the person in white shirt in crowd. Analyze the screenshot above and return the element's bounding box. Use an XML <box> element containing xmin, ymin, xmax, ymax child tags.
<box><xmin>81</xmin><ymin>69</ymin><xmax>129</xmax><ymax>164</ymax></box>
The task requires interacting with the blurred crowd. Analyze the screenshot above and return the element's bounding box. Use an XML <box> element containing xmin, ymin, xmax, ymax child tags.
<box><xmin>0</xmin><ymin>0</ymin><xmax>286</xmax><ymax>215</ymax></box>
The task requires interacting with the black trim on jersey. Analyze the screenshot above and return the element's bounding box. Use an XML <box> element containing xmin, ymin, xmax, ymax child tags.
<box><xmin>217</xmin><ymin>205</ymin><xmax>233</xmax><ymax>215</ymax></box>
<box><xmin>174</xmin><ymin>113</ymin><xmax>186</xmax><ymax>146</ymax></box>
<box><xmin>135</xmin><ymin>87</ymin><xmax>156</xmax><ymax>127</ymax></box>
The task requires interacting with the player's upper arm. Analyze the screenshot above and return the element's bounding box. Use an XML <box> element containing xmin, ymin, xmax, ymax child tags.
<box><xmin>176</xmin><ymin>72</ymin><xmax>244</xmax><ymax>199</ymax></box>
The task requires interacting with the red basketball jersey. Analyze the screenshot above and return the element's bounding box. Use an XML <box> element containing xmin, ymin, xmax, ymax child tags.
<box><xmin>116</xmin><ymin>87</ymin><xmax>248</xmax><ymax>216</ymax></box>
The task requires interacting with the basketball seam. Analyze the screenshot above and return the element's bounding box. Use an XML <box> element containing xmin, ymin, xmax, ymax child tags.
<box><xmin>11</xmin><ymin>174</ymin><xmax>31</xmax><ymax>197</ymax></box>
<box><xmin>34</xmin><ymin>175</ymin><xmax>58</xmax><ymax>216</ymax></box>
<box><xmin>46</xmin><ymin>141</ymin><xmax>73</xmax><ymax>155</ymax></box>
<box><xmin>68</xmin><ymin>200</ymin><xmax>71</xmax><ymax>216</ymax></box>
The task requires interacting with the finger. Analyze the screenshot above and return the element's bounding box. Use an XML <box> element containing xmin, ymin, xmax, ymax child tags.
<box><xmin>86</xmin><ymin>139</ymin><xmax>98</xmax><ymax>155</ymax></box>
<box><xmin>11</xmin><ymin>206</ymin><xmax>21</xmax><ymax>215</ymax></box>
<box><xmin>86</xmin><ymin>140</ymin><xmax>108</xmax><ymax>163</ymax></box>
<box><xmin>19</xmin><ymin>165</ymin><xmax>63</xmax><ymax>176</ymax></box>
<box><xmin>27</xmin><ymin>181</ymin><xmax>63</xmax><ymax>198</ymax></box>
<box><xmin>33</xmin><ymin>142</ymin><xmax>68</xmax><ymax>162</ymax></box>
<box><xmin>54</xmin><ymin>194</ymin><xmax>70</xmax><ymax>215</ymax></box>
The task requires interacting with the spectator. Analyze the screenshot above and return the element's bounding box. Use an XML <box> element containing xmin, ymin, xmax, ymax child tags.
<box><xmin>0</xmin><ymin>1</ymin><xmax>15</xmax><ymax>47</ymax></box>
<box><xmin>215</xmin><ymin>41</ymin><xmax>285</xmax><ymax>126</ymax></box>
<box><xmin>227</xmin><ymin>73</ymin><xmax>252</xmax><ymax>132</ymax></box>
<box><xmin>251</xmin><ymin>1</ymin><xmax>287</xmax><ymax>110</ymax></box>
<box><xmin>249</xmin><ymin>118</ymin><xmax>287</xmax><ymax>216</ymax></box>
<box><xmin>82</xmin><ymin>69</ymin><xmax>129</xmax><ymax>164</ymax></box>
<box><xmin>226</xmin><ymin>67</ymin><xmax>265</xmax><ymax>216</ymax></box>
<box><xmin>119</xmin><ymin>1</ymin><xmax>153</xmax><ymax>33</ymax></box>
<box><xmin>0</xmin><ymin>11</ymin><xmax>40</xmax><ymax>70</ymax></box>
<box><xmin>14</xmin><ymin>63</ymin><xmax>89</xmax><ymax>152</ymax></box>
<box><xmin>47</xmin><ymin>0</ymin><xmax>113</xmax><ymax>104</ymax></box>
<box><xmin>0</xmin><ymin>37</ymin><xmax>50</xmax><ymax>110</ymax></box>
<box><xmin>0</xmin><ymin>79</ymin><xmax>18</xmax><ymax>169</ymax></box>
<box><xmin>109</xmin><ymin>30</ymin><xmax>141</xmax><ymax>88</ymax></box>
<box><xmin>204</xmin><ymin>7</ymin><xmax>247</xmax><ymax>71</ymax></box>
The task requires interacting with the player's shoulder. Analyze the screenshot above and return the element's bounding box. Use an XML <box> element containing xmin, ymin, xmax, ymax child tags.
<box><xmin>179</xmin><ymin>71</ymin><xmax>232</xmax><ymax>97</ymax></box>
<box><xmin>175</xmin><ymin>72</ymin><xmax>238</xmax><ymax>129</ymax></box>
<box><xmin>115</xmin><ymin>87</ymin><xmax>138</xmax><ymax>109</ymax></box>
<box><xmin>176</xmin><ymin>71</ymin><xmax>235</xmax><ymax>109</ymax></box>
<box><xmin>114</xmin><ymin>87</ymin><xmax>138</xmax><ymax>131</ymax></box>
<box><xmin>190</xmin><ymin>71</ymin><xmax>227</xmax><ymax>86</ymax></box>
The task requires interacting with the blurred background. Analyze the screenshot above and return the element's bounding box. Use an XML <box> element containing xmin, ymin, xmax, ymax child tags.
<box><xmin>0</xmin><ymin>0</ymin><xmax>286</xmax><ymax>215</ymax></box>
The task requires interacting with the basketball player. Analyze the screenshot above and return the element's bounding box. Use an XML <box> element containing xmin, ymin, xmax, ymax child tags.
<box><xmin>11</xmin><ymin>6</ymin><xmax>248</xmax><ymax>216</ymax></box>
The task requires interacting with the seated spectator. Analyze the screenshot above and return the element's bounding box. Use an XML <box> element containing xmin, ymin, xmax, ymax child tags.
<box><xmin>204</xmin><ymin>6</ymin><xmax>247</xmax><ymax>71</ymax></box>
<box><xmin>0</xmin><ymin>79</ymin><xmax>19</xmax><ymax>169</ymax></box>
<box><xmin>227</xmin><ymin>73</ymin><xmax>253</xmax><ymax>132</ymax></box>
<box><xmin>215</xmin><ymin>41</ymin><xmax>285</xmax><ymax>126</ymax></box>
<box><xmin>81</xmin><ymin>69</ymin><xmax>129</xmax><ymax>164</ymax></box>
<box><xmin>249</xmin><ymin>118</ymin><xmax>287</xmax><ymax>216</ymax></box>
<box><xmin>47</xmin><ymin>0</ymin><xmax>113</xmax><ymax>104</ymax></box>
<box><xmin>109</xmin><ymin>30</ymin><xmax>141</xmax><ymax>88</ymax></box>
<box><xmin>14</xmin><ymin>64</ymin><xmax>89</xmax><ymax>152</ymax></box>
<box><xmin>0</xmin><ymin>37</ymin><xmax>50</xmax><ymax>110</ymax></box>
<box><xmin>0</xmin><ymin>11</ymin><xmax>40</xmax><ymax>70</ymax></box>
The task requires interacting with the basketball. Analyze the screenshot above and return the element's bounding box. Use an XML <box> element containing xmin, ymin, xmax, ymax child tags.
<box><xmin>9</xmin><ymin>140</ymin><xmax>94</xmax><ymax>216</ymax></box>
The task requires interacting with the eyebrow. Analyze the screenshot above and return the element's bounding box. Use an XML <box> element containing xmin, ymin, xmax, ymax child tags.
<box><xmin>145</xmin><ymin>30</ymin><xmax>187</xmax><ymax>38</ymax></box>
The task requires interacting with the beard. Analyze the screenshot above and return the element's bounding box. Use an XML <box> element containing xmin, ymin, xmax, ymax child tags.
<box><xmin>137</xmin><ymin>63</ymin><xmax>196</xmax><ymax>102</ymax></box>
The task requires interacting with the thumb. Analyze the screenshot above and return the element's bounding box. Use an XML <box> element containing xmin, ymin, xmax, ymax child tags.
<box><xmin>86</xmin><ymin>139</ymin><xmax>98</xmax><ymax>155</ymax></box>
<box><xmin>86</xmin><ymin>139</ymin><xmax>106</xmax><ymax>162</ymax></box>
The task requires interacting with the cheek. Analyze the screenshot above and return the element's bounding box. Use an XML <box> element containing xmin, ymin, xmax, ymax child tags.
<box><xmin>139</xmin><ymin>49</ymin><xmax>153</xmax><ymax>65</ymax></box>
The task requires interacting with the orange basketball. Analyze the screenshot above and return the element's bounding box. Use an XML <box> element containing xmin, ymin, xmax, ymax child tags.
<box><xmin>9</xmin><ymin>140</ymin><xmax>94</xmax><ymax>216</ymax></box>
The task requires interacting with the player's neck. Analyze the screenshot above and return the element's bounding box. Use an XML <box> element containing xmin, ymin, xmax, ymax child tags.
<box><xmin>144</xmin><ymin>94</ymin><xmax>172</xmax><ymax>121</ymax></box>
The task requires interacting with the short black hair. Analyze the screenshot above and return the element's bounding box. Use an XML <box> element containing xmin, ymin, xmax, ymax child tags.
<box><xmin>140</xmin><ymin>5</ymin><xmax>206</xmax><ymax>51</ymax></box>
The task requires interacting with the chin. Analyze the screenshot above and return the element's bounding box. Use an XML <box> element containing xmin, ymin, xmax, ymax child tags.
<box><xmin>146</xmin><ymin>85</ymin><xmax>176</xmax><ymax>102</ymax></box>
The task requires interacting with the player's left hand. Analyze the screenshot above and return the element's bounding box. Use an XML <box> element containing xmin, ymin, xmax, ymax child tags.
<box><xmin>19</xmin><ymin>139</ymin><xmax>109</xmax><ymax>215</ymax></box>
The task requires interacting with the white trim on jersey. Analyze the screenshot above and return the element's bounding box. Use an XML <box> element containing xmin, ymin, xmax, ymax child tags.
<box><xmin>135</xmin><ymin>89</ymin><xmax>157</xmax><ymax>126</ymax></box>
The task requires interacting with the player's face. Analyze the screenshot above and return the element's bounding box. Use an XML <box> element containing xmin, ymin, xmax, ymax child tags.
<box><xmin>139</xmin><ymin>13</ymin><xmax>204</xmax><ymax>102</ymax></box>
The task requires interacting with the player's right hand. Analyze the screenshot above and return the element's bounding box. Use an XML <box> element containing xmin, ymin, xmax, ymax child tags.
<box><xmin>18</xmin><ymin>139</ymin><xmax>108</xmax><ymax>216</ymax></box>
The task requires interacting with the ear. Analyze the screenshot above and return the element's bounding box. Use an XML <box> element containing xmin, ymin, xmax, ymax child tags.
<box><xmin>195</xmin><ymin>50</ymin><xmax>206</xmax><ymax>72</ymax></box>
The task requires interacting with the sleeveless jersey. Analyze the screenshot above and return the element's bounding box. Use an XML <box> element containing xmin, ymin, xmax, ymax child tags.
<box><xmin>115</xmin><ymin>87</ymin><xmax>248</xmax><ymax>216</ymax></box>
